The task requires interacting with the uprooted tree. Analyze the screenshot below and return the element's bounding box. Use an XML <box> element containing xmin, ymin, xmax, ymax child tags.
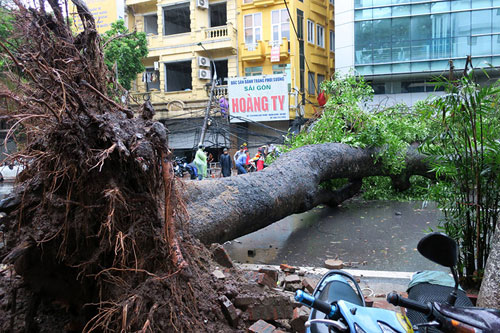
<box><xmin>0</xmin><ymin>1</ymin><xmax>499</xmax><ymax>332</ymax></box>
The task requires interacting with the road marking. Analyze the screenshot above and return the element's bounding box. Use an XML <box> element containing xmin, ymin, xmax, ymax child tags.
<box><xmin>237</xmin><ymin>264</ymin><xmax>414</xmax><ymax>279</ymax></box>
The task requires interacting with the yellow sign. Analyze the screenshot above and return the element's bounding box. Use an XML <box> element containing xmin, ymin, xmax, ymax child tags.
<box><xmin>71</xmin><ymin>0</ymin><xmax>125</xmax><ymax>33</ymax></box>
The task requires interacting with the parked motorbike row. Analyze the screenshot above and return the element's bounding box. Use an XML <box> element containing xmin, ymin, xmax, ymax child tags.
<box><xmin>295</xmin><ymin>232</ymin><xmax>500</xmax><ymax>333</ymax></box>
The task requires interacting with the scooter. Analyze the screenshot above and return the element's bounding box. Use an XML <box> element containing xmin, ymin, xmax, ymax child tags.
<box><xmin>295</xmin><ymin>232</ymin><xmax>500</xmax><ymax>332</ymax></box>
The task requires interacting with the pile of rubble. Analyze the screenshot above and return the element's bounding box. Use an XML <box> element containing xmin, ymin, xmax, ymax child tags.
<box><xmin>209</xmin><ymin>244</ymin><xmax>403</xmax><ymax>333</ymax></box>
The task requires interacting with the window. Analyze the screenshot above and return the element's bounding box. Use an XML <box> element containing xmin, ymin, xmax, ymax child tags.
<box><xmin>213</xmin><ymin>59</ymin><xmax>228</xmax><ymax>85</ymax></box>
<box><xmin>163</xmin><ymin>3</ymin><xmax>190</xmax><ymax>36</ymax></box>
<box><xmin>329</xmin><ymin>30</ymin><xmax>335</xmax><ymax>52</ymax></box>
<box><xmin>271</xmin><ymin>9</ymin><xmax>290</xmax><ymax>42</ymax></box>
<box><xmin>143</xmin><ymin>67</ymin><xmax>160</xmax><ymax>91</ymax></box>
<box><xmin>210</xmin><ymin>2</ymin><xmax>227</xmax><ymax>27</ymax></box>
<box><xmin>165</xmin><ymin>61</ymin><xmax>192</xmax><ymax>92</ymax></box>
<box><xmin>317</xmin><ymin>24</ymin><xmax>325</xmax><ymax>48</ymax></box>
<box><xmin>317</xmin><ymin>74</ymin><xmax>325</xmax><ymax>93</ymax></box>
<box><xmin>272</xmin><ymin>64</ymin><xmax>291</xmax><ymax>91</ymax></box>
<box><xmin>308</xmin><ymin>71</ymin><xmax>315</xmax><ymax>94</ymax></box>
<box><xmin>244</xmin><ymin>13</ymin><xmax>262</xmax><ymax>46</ymax></box>
<box><xmin>144</xmin><ymin>14</ymin><xmax>158</xmax><ymax>35</ymax></box>
<box><xmin>329</xmin><ymin>0</ymin><xmax>334</xmax><ymax>4</ymax></box>
<box><xmin>307</xmin><ymin>20</ymin><xmax>315</xmax><ymax>44</ymax></box>
<box><xmin>244</xmin><ymin>66</ymin><xmax>263</xmax><ymax>76</ymax></box>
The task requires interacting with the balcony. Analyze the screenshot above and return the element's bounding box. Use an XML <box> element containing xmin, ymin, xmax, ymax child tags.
<box><xmin>265</xmin><ymin>38</ymin><xmax>290</xmax><ymax>61</ymax></box>
<box><xmin>195</xmin><ymin>24</ymin><xmax>237</xmax><ymax>52</ymax></box>
<box><xmin>241</xmin><ymin>40</ymin><xmax>265</xmax><ymax>62</ymax></box>
<box><xmin>244</xmin><ymin>0</ymin><xmax>289</xmax><ymax>8</ymax></box>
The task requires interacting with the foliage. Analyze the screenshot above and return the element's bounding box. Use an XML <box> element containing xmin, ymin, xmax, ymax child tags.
<box><xmin>285</xmin><ymin>72</ymin><xmax>433</xmax><ymax>198</ymax></box>
<box><xmin>0</xmin><ymin>4</ymin><xmax>13</xmax><ymax>70</ymax></box>
<box><xmin>420</xmin><ymin>73</ymin><xmax>500</xmax><ymax>285</ymax></box>
<box><xmin>101</xmin><ymin>20</ymin><xmax>148</xmax><ymax>91</ymax></box>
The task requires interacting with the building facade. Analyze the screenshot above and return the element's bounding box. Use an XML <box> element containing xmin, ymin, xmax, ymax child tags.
<box><xmin>336</xmin><ymin>0</ymin><xmax>500</xmax><ymax>107</ymax></box>
<box><xmin>126</xmin><ymin>0</ymin><xmax>238</xmax><ymax>156</ymax></box>
<box><xmin>126</xmin><ymin>0</ymin><xmax>335</xmax><ymax>156</ymax></box>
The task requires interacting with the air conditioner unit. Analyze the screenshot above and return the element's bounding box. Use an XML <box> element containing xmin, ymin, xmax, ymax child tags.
<box><xmin>197</xmin><ymin>0</ymin><xmax>208</xmax><ymax>9</ymax></box>
<box><xmin>198</xmin><ymin>56</ymin><xmax>210</xmax><ymax>67</ymax></box>
<box><xmin>154</xmin><ymin>61</ymin><xmax>159</xmax><ymax>70</ymax></box>
<box><xmin>199</xmin><ymin>69</ymin><xmax>211</xmax><ymax>79</ymax></box>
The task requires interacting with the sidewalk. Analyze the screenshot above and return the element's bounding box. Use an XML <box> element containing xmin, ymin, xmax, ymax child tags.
<box><xmin>237</xmin><ymin>263</ymin><xmax>412</xmax><ymax>311</ymax></box>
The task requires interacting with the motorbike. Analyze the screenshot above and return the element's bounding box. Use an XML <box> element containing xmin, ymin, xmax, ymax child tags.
<box><xmin>173</xmin><ymin>156</ymin><xmax>188</xmax><ymax>178</ymax></box>
<box><xmin>295</xmin><ymin>232</ymin><xmax>500</xmax><ymax>332</ymax></box>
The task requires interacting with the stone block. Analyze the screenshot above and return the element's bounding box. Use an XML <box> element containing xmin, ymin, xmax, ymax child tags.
<box><xmin>219</xmin><ymin>295</ymin><xmax>238</xmax><ymax>327</ymax></box>
<box><xmin>210</xmin><ymin>243</ymin><xmax>234</xmax><ymax>268</ymax></box>
<box><xmin>248</xmin><ymin>320</ymin><xmax>276</xmax><ymax>333</ymax></box>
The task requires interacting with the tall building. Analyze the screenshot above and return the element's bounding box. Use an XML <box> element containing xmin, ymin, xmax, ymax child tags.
<box><xmin>235</xmin><ymin>0</ymin><xmax>335</xmax><ymax>148</ymax></box>
<box><xmin>126</xmin><ymin>0</ymin><xmax>238</xmax><ymax>157</ymax></box>
<box><xmin>336</xmin><ymin>0</ymin><xmax>500</xmax><ymax>107</ymax></box>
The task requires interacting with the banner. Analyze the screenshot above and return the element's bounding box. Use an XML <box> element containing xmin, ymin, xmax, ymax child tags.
<box><xmin>228</xmin><ymin>74</ymin><xmax>289</xmax><ymax>123</ymax></box>
<box><xmin>71</xmin><ymin>0</ymin><xmax>125</xmax><ymax>33</ymax></box>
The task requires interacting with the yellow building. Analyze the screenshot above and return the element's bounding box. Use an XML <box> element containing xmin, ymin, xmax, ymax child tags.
<box><xmin>126</xmin><ymin>0</ymin><xmax>238</xmax><ymax>155</ymax></box>
<box><xmin>237</xmin><ymin>0</ymin><xmax>335</xmax><ymax>119</ymax></box>
<box><xmin>127</xmin><ymin>0</ymin><xmax>334</xmax><ymax>157</ymax></box>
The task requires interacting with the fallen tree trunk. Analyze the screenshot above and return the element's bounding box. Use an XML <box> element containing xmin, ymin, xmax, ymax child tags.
<box><xmin>185</xmin><ymin>143</ymin><xmax>433</xmax><ymax>245</ymax></box>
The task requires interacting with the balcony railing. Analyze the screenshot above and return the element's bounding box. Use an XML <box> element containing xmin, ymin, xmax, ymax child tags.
<box><xmin>205</xmin><ymin>26</ymin><xmax>229</xmax><ymax>39</ymax></box>
<box><xmin>213</xmin><ymin>85</ymin><xmax>228</xmax><ymax>98</ymax></box>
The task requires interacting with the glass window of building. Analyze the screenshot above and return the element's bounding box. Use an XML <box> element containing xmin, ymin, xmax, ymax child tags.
<box><xmin>317</xmin><ymin>74</ymin><xmax>325</xmax><ymax>93</ymax></box>
<box><xmin>329</xmin><ymin>30</ymin><xmax>335</xmax><ymax>52</ymax></box>
<box><xmin>308</xmin><ymin>71</ymin><xmax>315</xmax><ymax>95</ymax></box>
<box><xmin>272</xmin><ymin>64</ymin><xmax>291</xmax><ymax>91</ymax></box>
<box><xmin>372</xmin><ymin>19</ymin><xmax>391</xmax><ymax>63</ymax></box>
<box><xmin>144</xmin><ymin>14</ymin><xmax>158</xmax><ymax>35</ymax></box>
<box><xmin>317</xmin><ymin>24</ymin><xmax>325</xmax><ymax>48</ymax></box>
<box><xmin>210</xmin><ymin>2</ymin><xmax>227</xmax><ymax>28</ymax></box>
<box><xmin>355</xmin><ymin>20</ymin><xmax>373</xmax><ymax>64</ymax></box>
<box><xmin>451</xmin><ymin>11</ymin><xmax>471</xmax><ymax>37</ymax></box>
<box><xmin>271</xmin><ymin>9</ymin><xmax>290</xmax><ymax>42</ymax></box>
<box><xmin>163</xmin><ymin>3</ymin><xmax>190</xmax><ymax>36</ymax></box>
<box><xmin>244</xmin><ymin>66</ymin><xmax>263</xmax><ymax>76</ymax></box>
<box><xmin>165</xmin><ymin>61</ymin><xmax>192</xmax><ymax>92</ymax></box>
<box><xmin>472</xmin><ymin>10</ymin><xmax>492</xmax><ymax>35</ymax></box>
<box><xmin>244</xmin><ymin>13</ymin><xmax>262</xmax><ymax>45</ymax></box>
<box><xmin>307</xmin><ymin>20</ymin><xmax>315</xmax><ymax>44</ymax></box>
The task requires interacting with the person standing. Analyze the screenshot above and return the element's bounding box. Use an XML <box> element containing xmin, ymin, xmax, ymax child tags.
<box><xmin>193</xmin><ymin>145</ymin><xmax>207</xmax><ymax>180</ymax></box>
<box><xmin>219</xmin><ymin>148</ymin><xmax>232</xmax><ymax>177</ymax></box>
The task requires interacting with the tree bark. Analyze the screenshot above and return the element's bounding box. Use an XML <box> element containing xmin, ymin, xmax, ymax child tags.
<box><xmin>477</xmin><ymin>222</ymin><xmax>500</xmax><ymax>309</ymax></box>
<box><xmin>184</xmin><ymin>143</ymin><xmax>434</xmax><ymax>245</ymax></box>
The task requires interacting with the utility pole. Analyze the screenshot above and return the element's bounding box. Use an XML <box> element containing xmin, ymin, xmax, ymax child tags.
<box><xmin>198</xmin><ymin>42</ymin><xmax>217</xmax><ymax>147</ymax></box>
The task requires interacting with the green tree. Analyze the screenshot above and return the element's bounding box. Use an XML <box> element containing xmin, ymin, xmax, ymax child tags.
<box><xmin>102</xmin><ymin>20</ymin><xmax>148</xmax><ymax>91</ymax></box>
<box><xmin>0</xmin><ymin>3</ymin><xmax>14</xmax><ymax>70</ymax></box>
<box><xmin>421</xmin><ymin>74</ymin><xmax>500</xmax><ymax>285</ymax></box>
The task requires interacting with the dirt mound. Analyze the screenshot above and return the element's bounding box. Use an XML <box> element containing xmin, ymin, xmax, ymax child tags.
<box><xmin>0</xmin><ymin>1</ymin><xmax>266</xmax><ymax>331</ymax></box>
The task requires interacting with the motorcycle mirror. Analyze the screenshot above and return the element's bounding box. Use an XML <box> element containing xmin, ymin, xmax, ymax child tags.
<box><xmin>417</xmin><ymin>232</ymin><xmax>458</xmax><ymax>268</ymax></box>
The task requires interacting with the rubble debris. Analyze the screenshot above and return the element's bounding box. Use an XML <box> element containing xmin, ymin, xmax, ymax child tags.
<box><xmin>248</xmin><ymin>319</ymin><xmax>276</xmax><ymax>333</ymax></box>
<box><xmin>290</xmin><ymin>306</ymin><xmax>311</xmax><ymax>333</ymax></box>
<box><xmin>210</xmin><ymin>243</ymin><xmax>234</xmax><ymax>268</ymax></box>
<box><xmin>324</xmin><ymin>259</ymin><xmax>344</xmax><ymax>269</ymax></box>
<box><xmin>219</xmin><ymin>295</ymin><xmax>239</xmax><ymax>327</ymax></box>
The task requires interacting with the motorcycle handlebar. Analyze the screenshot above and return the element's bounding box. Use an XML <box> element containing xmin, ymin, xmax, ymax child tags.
<box><xmin>295</xmin><ymin>290</ymin><xmax>336</xmax><ymax>319</ymax></box>
<box><xmin>386</xmin><ymin>292</ymin><xmax>432</xmax><ymax>316</ymax></box>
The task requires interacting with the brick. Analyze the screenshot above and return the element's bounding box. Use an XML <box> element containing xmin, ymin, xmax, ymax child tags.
<box><xmin>257</xmin><ymin>272</ymin><xmax>277</xmax><ymax>289</ymax></box>
<box><xmin>284</xmin><ymin>274</ymin><xmax>300</xmax><ymax>283</ymax></box>
<box><xmin>245</xmin><ymin>296</ymin><xmax>293</xmax><ymax>321</ymax></box>
<box><xmin>210</xmin><ymin>243</ymin><xmax>234</xmax><ymax>268</ymax></box>
<box><xmin>258</xmin><ymin>267</ymin><xmax>279</xmax><ymax>282</ymax></box>
<box><xmin>234</xmin><ymin>295</ymin><xmax>257</xmax><ymax>308</ymax></box>
<box><xmin>290</xmin><ymin>306</ymin><xmax>310</xmax><ymax>333</ymax></box>
<box><xmin>284</xmin><ymin>282</ymin><xmax>302</xmax><ymax>292</ymax></box>
<box><xmin>302</xmin><ymin>277</ymin><xmax>318</xmax><ymax>293</ymax></box>
<box><xmin>219</xmin><ymin>295</ymin><xmax>238</xmax><ymax>327</ymax></box>
<box><xmin>248</xmin><ymin>319</ymin><xmax>276</xmax><ymax>333</ymax></box>
<box><xmin>280</xmin><ymin>263</ymin><xmax>297</xmax><ymax>273</ymax></box>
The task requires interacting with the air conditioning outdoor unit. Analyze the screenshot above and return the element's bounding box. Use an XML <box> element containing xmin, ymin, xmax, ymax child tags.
<box><xmin>199</xmin><ymin>69</ymin><xmax>211</xmax><ymax>79</ymax></box>
<box><xmin>198</xmin><ymin>56</ymin><xmax>210</xmax><ymax>67</ymax></box>
<box><xmin>197</xmin><ymin>0</ymin><xmax>208</xmax><ymax>9</ymax></box>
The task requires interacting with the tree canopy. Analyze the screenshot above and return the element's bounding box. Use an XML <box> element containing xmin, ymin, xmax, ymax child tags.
<box><xmin>101</xmin><ymin>20</ymin><xmax>148</xmax><ymax>91</ymax></box>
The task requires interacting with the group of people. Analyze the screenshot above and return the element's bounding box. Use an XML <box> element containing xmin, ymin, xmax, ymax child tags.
<box><xmin>186</xmin><ymin>143</ymin><xmax>278</xmax><ymax>180</ymax></box>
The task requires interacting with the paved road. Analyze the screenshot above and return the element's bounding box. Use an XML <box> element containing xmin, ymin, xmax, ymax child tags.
<box><xmin>224</xmin><ymin>199</ymin><xmax>446</xmax><ymax>272</ymax></box>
